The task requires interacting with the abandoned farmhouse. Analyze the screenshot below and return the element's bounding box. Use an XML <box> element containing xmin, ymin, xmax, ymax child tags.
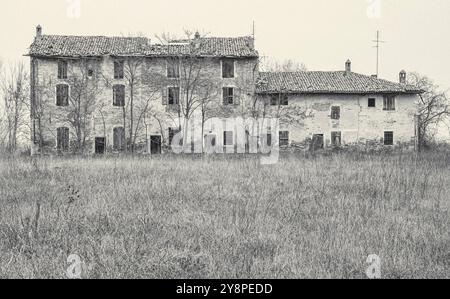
<box><xmin>27</xmin><ymin>26</ymin><xmax>422</xmax><ymax>155</ymax></box>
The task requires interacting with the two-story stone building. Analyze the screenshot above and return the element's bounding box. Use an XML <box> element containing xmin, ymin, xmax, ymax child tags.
<box><xmin>27</xmin><ymin>26</ymin><xmax>422</xmax><ymax>155</ymax></box>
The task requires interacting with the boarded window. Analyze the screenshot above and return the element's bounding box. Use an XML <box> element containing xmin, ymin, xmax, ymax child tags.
<box><xmin>168</xmin><ymin>87</ymin><xmax>180</xmax><ymax>105</ymax></box>
<box><xmin>223</xmin><ymin>87</ymin><xmax>234</xmax><ymax>105</ymax></box>
<box><xmin>368</xmin><ymin>98</ymin><xmax>376</xmax><ymax>107</ymax></box>
<box><xmin>223</xmin><ymin>131</ymin><xmax>234</xmax><ymax>146</ymax></box>
<box><xmin>113</xmin><ymin>127</ymin><xmax>125</xmax><ymax>150</ymax></box>
<box><xmin>56</xmin><ymin>84</ymin><xmax>69</xmax><ymax>106</ymax></box>
<box><xmin>279</xmin><ymin>131</ymin><xmax>289</xmax><ymax>147</ymax></box>
<box><xmin>331</xmin><ymin>106</ymin><xmax>341</xmax><ymax>120</ymax></box>
<box><xmin>57</xmin><ymin>127</ymin><xmax>69</xmax><ymax>151</ymax></box>
<box><xmin>280</xmin><ymin>95</ymin><xmax>288</xmax><ymax>106</ymax></box>
<box><xmin>58</xmin><ymin>60</ymin><xmax>68</xmax><ymax>79</ymax></box>
<box><xmin>270</xmin><ymin>95</ymin><xmax>288</xmax><ymax>106</ymax></box>
<box><xmin>113</xmin><ymin>85</ymin><xmax>125</xmax><ymax>106</ymax></box>
<box><xmin>383</xmin><ymin>96</ymin><xmax>395</xmax><ymax>111</ymax></box>
<box><xmin>331</xmin><ymin>131</ymin><xmax>342</xmax><ymax>147</ymax></box>
<box><xmin>312</xmin><ymin>134</ymin><xmax>324</xmax><ymax>150</ymax></box>
<box><xmin>222</xmin><ymin>59</ymin><xmax>235</xmax><ymax>78</ymax></box>
<box><xmin>167</xmin><ymin>59</ymin><xmax>180</xmax><ymax>78</ymax></box>
<box><xmin>114</xmin><ymin>60</ymin><xmax>124</xmax><ymax>79</ymax></box>
<box><xmin>384</xmin><ymin>131</ymin><xmax>394</xmax><ymax>145</ymax></box>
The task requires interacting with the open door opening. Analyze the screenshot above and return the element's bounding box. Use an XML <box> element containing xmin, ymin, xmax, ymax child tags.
<box><xmin>95</xmin><ymin>137</ymin><xmax>106</xmax><ymax>154</ymax></box>
<box><xmin>150</xmin><ymin>135</ymin><xmax>162</xmax><ymax>154</ymax></box>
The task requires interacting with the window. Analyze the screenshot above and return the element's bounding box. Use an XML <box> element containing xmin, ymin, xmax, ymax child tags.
<box><xmin>312</xmin><ymin>134</ymin><xmax>324</xmax><ymax>150</ymax></box>
<box><xmin>113</xmin><ymin>127</ymin><xmax>125</xmax><ymax>150</ymax></box>
<box><xmin>223</xmin><ymin>131</ymin><xmax>234</xmax><ymax>146</ymax></box>
<box><xmin>56</xmin><ymin>127</ymin><xmax>69</xmax><ymax>151</ymax></box>
<box><xmin>114</xmin><ymin>60</ymin><xmax>124</xmax><ymax>79</ymax></box>
<box><xmin>331</xmin><ymin>106</ymin><xmax>341</xmax><ymax>120</ymax></box>
<box><xmin>368</xmin><ymin>98</ymin><xmax>376</xmax><ymax>107</ymax></box>
<box><xmin>331</xmin><ymin>131</ymin><xmax>342</xmax><ymax>147</ymax></box>
<box><xmin>168</xmin><ymin>87</ymin><xmax>180</xmax><ymax>105</ymax></box>
<box><xmin>279</xmin><ymin>131</ymin><xmax>289</xmax><ymax>147</ymax></box>
<box><xmin>384</xmin><ymin>131</ymin><xmax>394</xmax><ymax>145</ymax></box>
<box><xmin>222</xmin><ymin>59</ymin><xmax>235</xmax><ymax>78</ymax></box>
<box><xmin>88</xmin><ymin>69</ymin><xmax>94</xmax><ymax>78</ymax></box>
<box><xmin>270</xmin><ymin>95</ymin><xmax>289</xmax><ymax>106</ymax></box>
<box><xmin>383</xmin><ymin>95</ymin><xmax>395</xmax><ymax>111</ymax></box>
<box><xmin>113</xmin><ymin>85</ymin><xmax>125</xmax><ymax>107</ymax></box>
<box><xmin>223</xmin><ymin>87</ymin><xmax>234</xmax><ymax>105</ymax></box>
<box><xmin>56</xmin><ymin>84</ymin><xmax>69</xmax><ymax>106</ymax></box>
<box><xmin>167</xmin><ymin>59</ymin><xmax>180</xmax><ymax>78</ymax></box>
<box><xmin>265</xmin><ymin>133</ymin><xmax>272</xmax><ymax>147</ymax></box>
<box><xmin>169</xmin><ymin>127</ymin><xmax>182</xmax><ymax>146</ymax></box>
<box><xmin>58</xmin><ymin>60</ymin><xmax>68</xmax><ymax>79</ymax></box>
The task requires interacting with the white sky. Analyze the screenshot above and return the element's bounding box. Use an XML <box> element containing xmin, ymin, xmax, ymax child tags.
<box><xmin>0</xmin><ymin>0</ymin><xmax>449</xmax><ymax>90</ymax></box>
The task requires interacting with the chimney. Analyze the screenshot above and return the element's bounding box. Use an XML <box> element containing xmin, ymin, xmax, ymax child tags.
<box><xmin>371</xmin><ymin>74</ymin><xmax>378</xmax><ymax>79</ymax></box>
<box><xmin>194</xmin><ymin>31</ymin><xmax>201</xmax><ymax>39</ymax></box>
<box><xmin>399</xmin><ymin>70</ymin><xmax>407</xmax><ymax>84</ymax></box>
<box><xmin>345</xmin><ymin>59</ymin><xmax>351</xmax><ymax>74</ymax></box>
<box><xmin>36</xmin><ymin>25</ymin><xmax>42</xmax><ymax>37</ymax></box>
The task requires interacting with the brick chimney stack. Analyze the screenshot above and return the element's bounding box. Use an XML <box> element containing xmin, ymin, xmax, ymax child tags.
<box><xmin>36</xmin><ymin>25</ymin><xmax>42</xmax><ymax>37</ymax></box>
<box><xmin>399</xmin><ymin>70</ymin><xmax>407</xmax><ymax>84</ymax></box>
<box><xmin>345</xmin><ymin>59</ymin><xmax>351</xmax><ymax>74</ymax></box>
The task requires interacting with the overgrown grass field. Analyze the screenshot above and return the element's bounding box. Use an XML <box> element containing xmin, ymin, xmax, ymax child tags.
<box><xmin>0</xmin><ymin>152</ymin><xmax>449</xmax><ymax>278</ymax></box>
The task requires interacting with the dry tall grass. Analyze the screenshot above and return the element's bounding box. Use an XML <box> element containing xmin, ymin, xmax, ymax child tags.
<box><xmin>0</xmin><ymin>152</ymin><xmax>448</xmax><ymax>278</ymax></box>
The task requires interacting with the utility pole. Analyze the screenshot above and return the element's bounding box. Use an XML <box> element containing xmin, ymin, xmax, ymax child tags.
<box><xmin>372</xmin><ymin>30</ymin><xmax>386</xmax><ymax>77</ymax></box>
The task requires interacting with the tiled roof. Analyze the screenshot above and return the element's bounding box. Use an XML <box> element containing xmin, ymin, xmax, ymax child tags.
<box><xmin>28</xmin><ymin>35</ymin><xmax>258</xmax><ymax>58</ymax></box>
<box><xmin>257</xmin><ymin>71</ymin><xmax>422</xmax><ymax>94</ymax></box>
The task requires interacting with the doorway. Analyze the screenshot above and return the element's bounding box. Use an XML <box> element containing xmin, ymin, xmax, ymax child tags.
<box><xmin>312</xmin><ymin>134</ymin><xmax>324</xmax><ymax>151</ymax></box>
<box><xmin>150</xmin><ymin>135</ymin><xmax>162</xmax><ymax>154</ymax></box>
<box><xmin>95</xmin><ymin>137</ymin><xmax>105</xmax><ymax>154</ymax></box>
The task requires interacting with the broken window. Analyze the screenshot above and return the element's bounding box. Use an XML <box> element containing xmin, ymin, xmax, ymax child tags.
<box><xmin>223</xmin><ymin>87</ymin><xmax>234</xmax><ymax>105</ymax></box>
<box><xmin>223</xmin><ymin>131</ymin><xmax>234</xmax><ymax>146</ymax></box>
<box><xmin>331</xmin><ymin>131</ymin><xmax>342</xmax><ymax>147</ymax></box>
<box><xmin>113</xmin><ymin>127</ymin><xmax>125</xmax><ymax>151</ymax></box>
<box><xmin>312</xmin><ymin>134</ymin><xmax>324</xmax><ymax>150</ymax></box>
<box><xmin>56</xmin><ymin>84</ymin><xmax>69</xmax><ymax>106</ymax></box>
<box><xmin>113</xmin><ymin>85</ymin><xmax>125</xmax><ymax>106</ymax></box>
<box><xmin>56</xmin><ymin>127</ymin><xmax>69</xmax><ymax>151</ymax></box>
<box><xmin>114</xmin><ymin>60</ymin><xmax>124</xmax><ymax>79</ymax></box>
<box><xmin>383</xmin><ymin>95</ymin><xmax>395</xmax><ymax>111</ymax></box>
<box><xmin>368</xmin><ymin>98</ymin><xmax>376</xmax><ymax>107</ymax></box>
<box><xmin>331</xmin><ymin>106</ymin><xmax>341</xmax><ymax>120</ymax></box>
<box><xmin>222</xmin><ymin>59</ymin><xmax>235</xmax><ymax>78</ymax></box>
<box><xmin>168</xmin><ymin>87</ymin><xmax>180</xmax><ymax>105</ymax></box>
<box><xmin>384</xmin><ymin>131</ymin><xmax>394</xmax><ymax>145</ymax></box>
<box><xmin>279</xmin><ymin>131</ymin><xmax>289</xmax><ymax>147</ymax></box>
<box><xmin>58</xmin><ymin>60</ymin><xmax>68</xmax><ymax>79</ymax></box>
<box><xmin>167</xmin><ymin>59</ymin><xmax>180</xmax><ymax>78</ymax></box>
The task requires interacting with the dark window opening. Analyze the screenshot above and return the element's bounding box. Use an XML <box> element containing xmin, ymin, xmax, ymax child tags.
<box><xmin>224</xmin><ymin>131</ymin><xmax>234</xmax><ymax>146</ymax></box>
<box><xmin>58</xmin><ymin>60</ymin><xmax>68</xmax><ymax>79</ymax></box>
<box><xmin>270</xmin><ymin>95</ymin><xmax>289</xmax><ymax>106</ymax></box>
<box><xmin>331</xmin><ymin>106</ymin><xmax>341</xmax><ymax>120</ymax></box>
<box><xmin>266</xmin><ymin>133</ymin><xmax>272</xmax><ymax>147</ymax></box>
<box><xmin>113</xmin><ymin>85</ymin><xmax>125</xmax><ymax>106</ymax></box>
<box><xmin>368</xmin><ymin>98</ymin><xmax>376</xmax><ymax>107</ymax></box>
<box><xmin>279</xmin><ymin>131</ymin><xmax>289</xmax><ymax>147</ymax></box>
<box><xmin>114</xmin><ymin>60</ymin><xmax>124</xmax><ymax>79</ymax></box>
<box><xmin>57</xmin><ymin>127</ymin><xmax>69</xmax><ymax>151</ymax></box>
<box><xmin>383</xmin><ymin>96</ymin><xmax>396</xmax><ymax>111</ymax></box>
<box><xmin>88</xmin><ymin>69</ymin><xmax>94</xmax><ymax>77</ymax></box>
<box><xmin>56</xmin><ymin>84</ymin><xmax>69</xmax><ymax>106</ymax></box>
<box><xmin>113</xmin><ymin>127</ymin><xmax>125</xmax><ymax>150</ymax></box>
<box><xmin>331</xmin><ymin>131</ymin><xmax>342</xmax><ymax>147</ymax></box>
<box><xmin>384</xmin><ymin>131</ymin><xmax>394</xmax><ymax>145</ymax></box>
<box><xmin>168</xmin><ymin>87</ymin><xmax>180</xmax><ymax>105</ymax></box>
<box><xmin>312</xmin><ymin>134</ymin><xmax>324</xmax><ymax>150</ymax></box>
<box><xmin>223</xmin><ymin>87</ymin><xmax>234</xmax><ymax>105</ymax></box>
<box><xmin>222</xmin><ymin>59</ymin><xmax>235</xmax><ymax>78</ymax></box>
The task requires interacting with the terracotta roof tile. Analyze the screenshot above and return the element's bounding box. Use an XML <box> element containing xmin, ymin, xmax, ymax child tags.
<box><xmin>257</xmin><ymin>71</ymin><xmax>422</xmax><ymax>94</ymax></box>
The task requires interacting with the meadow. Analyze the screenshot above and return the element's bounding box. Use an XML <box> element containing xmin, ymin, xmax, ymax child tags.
<box><xmin>0</xmin><ymin>151</ymin><xmax>448</xmax><ymax>279</ymax></box>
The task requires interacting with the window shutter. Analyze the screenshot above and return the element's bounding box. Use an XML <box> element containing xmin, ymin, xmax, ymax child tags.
<box><xmin>234</xmin><ymin>88</ymin><xmax>241</xmax><ymax>106</ymax></box>
<box><xmin>222</xmin><ymin>88</ymin><xmax>227</xmax><ymax>105</ymax></box>
<box><xmin>162</xmin><ymin>88</ymin><xmax>168</xmax><ymax>105</ymax></box>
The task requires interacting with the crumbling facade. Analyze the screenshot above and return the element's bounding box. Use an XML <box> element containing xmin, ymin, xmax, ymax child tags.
<box><xmin>28</xmin><ymin>26</ymin><xmax>422</xmax><ymax>155</ymax></box>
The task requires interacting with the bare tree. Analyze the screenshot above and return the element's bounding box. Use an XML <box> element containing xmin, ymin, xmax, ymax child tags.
<box><xmin>261</xmin><ymin>57</ymin><xmax>308</xmax><ymax>72</ymax></box>
<box><xmin>408</xmin><ymin>72</ymin><xmax>450</xmax><ymax>148</ymax></box>
<box><xmin>0</xmin><ymin>62</ymin><xmax>29</xmax><ymax>154</ymax></box>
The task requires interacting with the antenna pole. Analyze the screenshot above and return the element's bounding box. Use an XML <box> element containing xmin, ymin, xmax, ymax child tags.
<box><xmin>372</xmin><ymin>30</ymin><xmax>386</xmax><ymax>77</ymax></box>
